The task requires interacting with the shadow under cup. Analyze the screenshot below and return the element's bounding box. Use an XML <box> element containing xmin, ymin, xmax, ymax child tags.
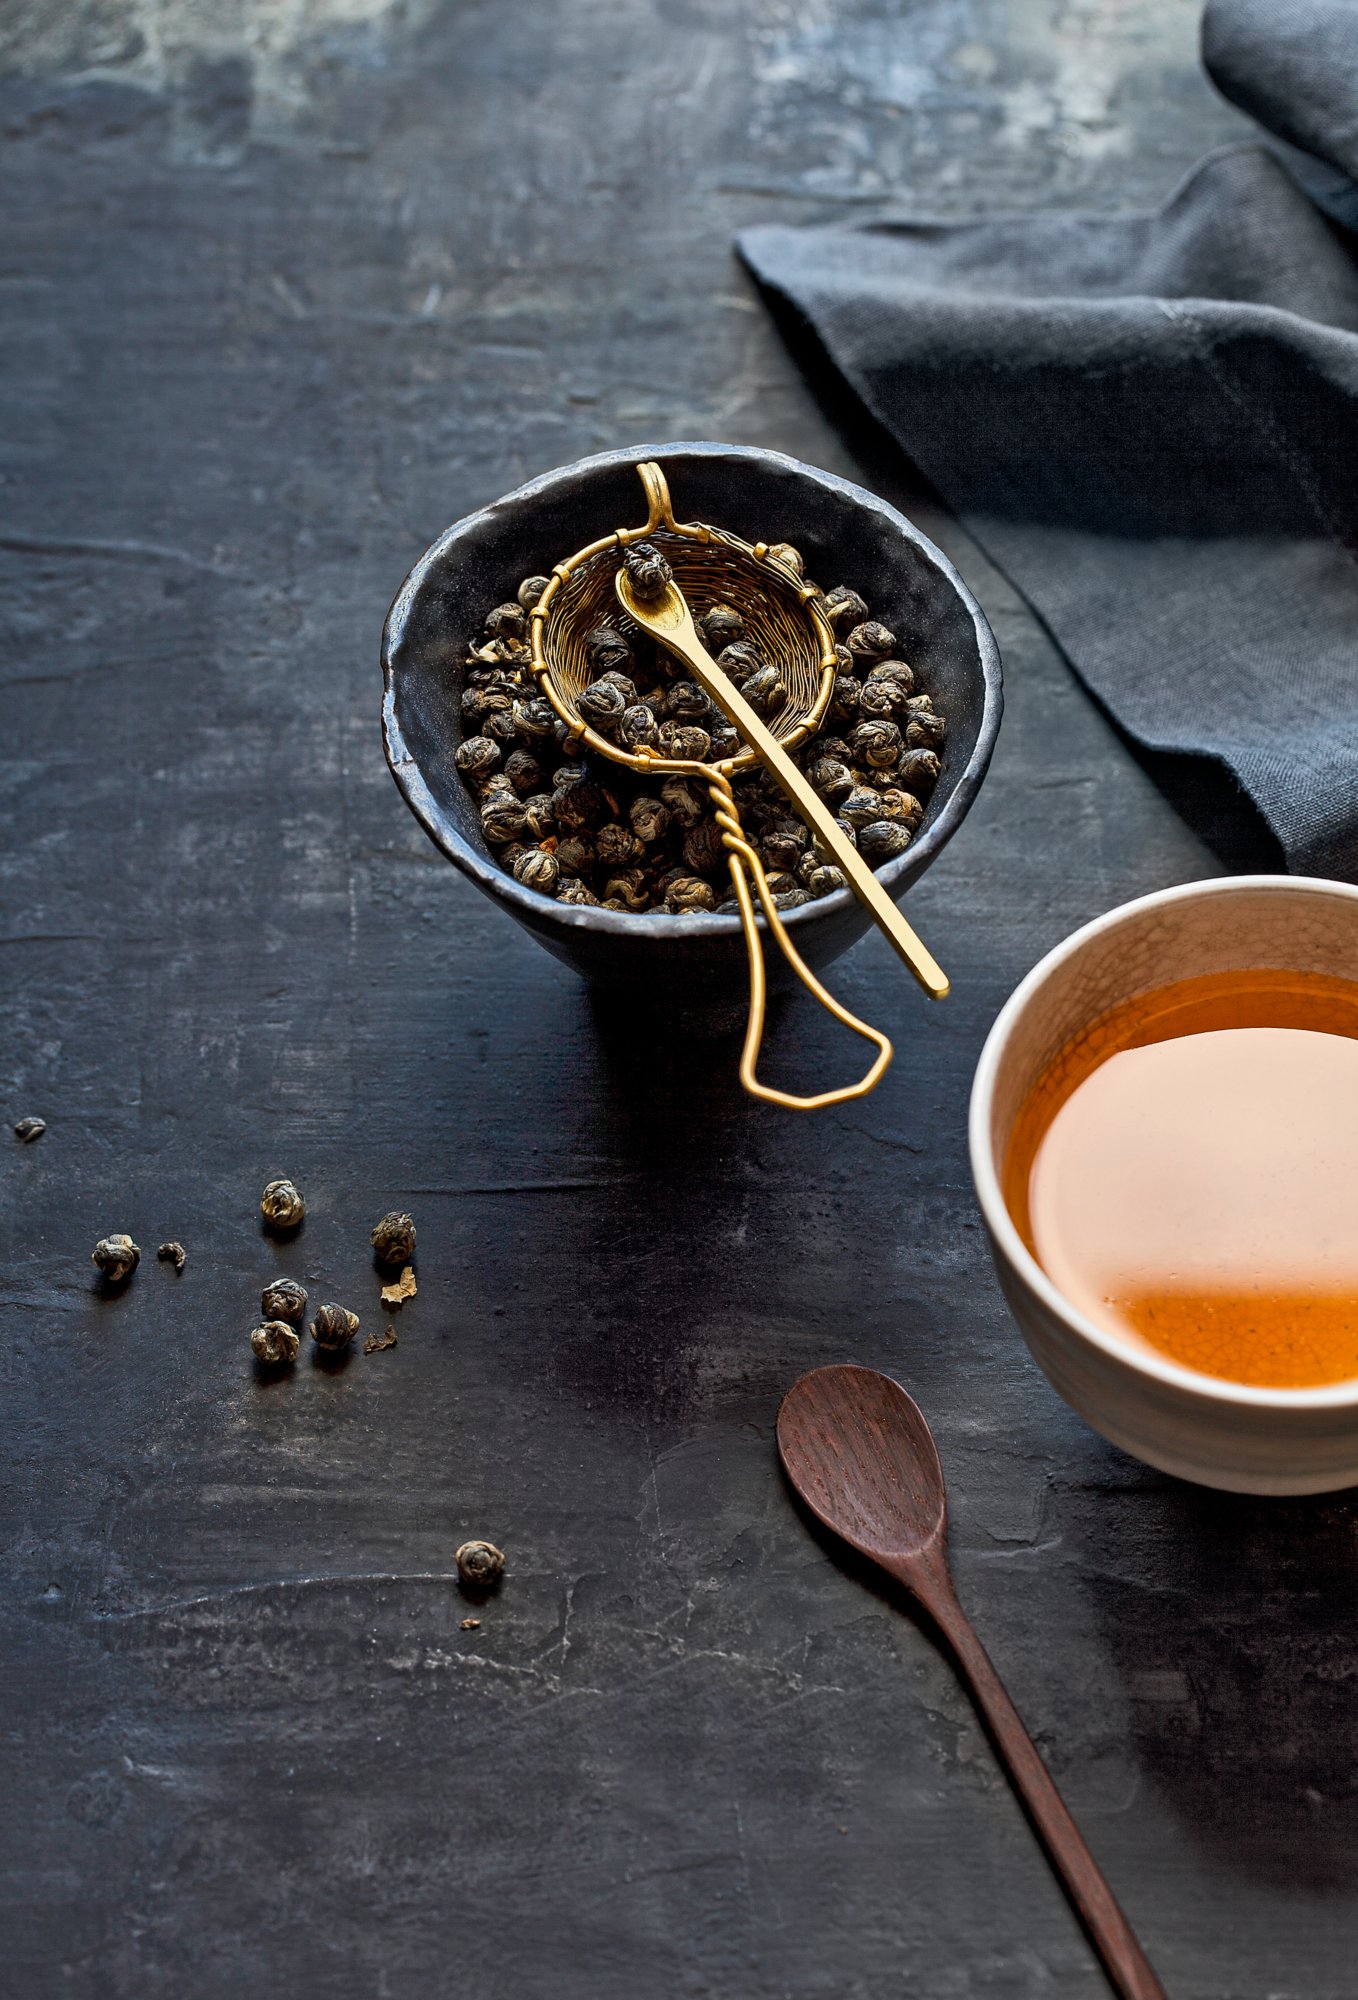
<box><xmin>969</xmin><ymin>876</ymin><xmax>1358</xmax><ymax>1497</ymax></box>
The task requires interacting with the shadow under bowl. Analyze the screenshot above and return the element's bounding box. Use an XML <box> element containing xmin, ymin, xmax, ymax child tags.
<box><xmin>381</xmin><ymin>441</ymin><xmax>1002</xmax><ymax>1024</ymax></box>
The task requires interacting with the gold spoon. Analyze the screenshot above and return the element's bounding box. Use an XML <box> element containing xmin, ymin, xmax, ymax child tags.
<box><xmin>616</xmin><ymin>568</ymin><xmax>949</xmax><ymax>1000</ymax></box>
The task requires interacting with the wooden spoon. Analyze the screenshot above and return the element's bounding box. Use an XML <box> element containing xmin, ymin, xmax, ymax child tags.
<box><xmin>615</xmin><ymin>568</ymin><xmax>948</xmax><ymax>1000</ymax></box>
<box><xmin>777</xmin><ymin>1364</ymin><xmax>1167</xmax><ymax>2000</ymax></box>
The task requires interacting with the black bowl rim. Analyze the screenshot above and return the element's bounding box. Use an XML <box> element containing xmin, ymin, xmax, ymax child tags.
<box><xmin>381</xmin><ymin>440</ymin><xmax>1003</xmax><ymax>945</ymax></box>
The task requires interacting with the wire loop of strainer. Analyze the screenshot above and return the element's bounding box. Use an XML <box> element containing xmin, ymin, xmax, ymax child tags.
<box><xmin>529</xmin><ymin>461</ymin><xmax>895</xmax><ymax>1111</ymax></box>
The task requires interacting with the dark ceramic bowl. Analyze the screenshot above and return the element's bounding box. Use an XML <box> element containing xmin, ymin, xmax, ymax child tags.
<box><xmin>382</xmin><ymin>442</ymin><xmax>1002</xmax><ymax>1018</ymax></box>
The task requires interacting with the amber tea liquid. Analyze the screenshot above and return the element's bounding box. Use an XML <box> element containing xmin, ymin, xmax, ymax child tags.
<box><xmin>1006</xmin><ymin>970</ymin><xmax>1358</xmax><ymax>1389</ymax></box>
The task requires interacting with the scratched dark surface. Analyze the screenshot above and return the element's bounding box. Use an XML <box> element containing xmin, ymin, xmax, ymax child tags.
<box><xmin>2</xmin><ymin>3</ymin><xmax>1350</xmax><ymax>1996</ymax></box>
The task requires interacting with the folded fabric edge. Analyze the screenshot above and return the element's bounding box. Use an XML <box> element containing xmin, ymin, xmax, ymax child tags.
<box><xmin>734</xmin><ymin>233</ymin><xmax>1297</xmax><ymax>876</ymax></box>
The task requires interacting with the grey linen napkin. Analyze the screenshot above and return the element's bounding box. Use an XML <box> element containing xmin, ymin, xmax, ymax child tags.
<box><xmin>738</xmin><ymin>0</ymin><xmax>1358</xmax><ymax>879</ymax></box>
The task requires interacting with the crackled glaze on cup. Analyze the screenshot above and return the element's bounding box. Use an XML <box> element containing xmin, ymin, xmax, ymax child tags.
<box><xmin>970</xmin><ymin>876</ymin><xmax>1358</xmax><ymax>1494</ymax></box>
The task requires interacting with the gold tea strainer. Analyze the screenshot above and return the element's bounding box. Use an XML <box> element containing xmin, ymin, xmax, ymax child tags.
<box><xmin>529</xmin><ymin>462</ymin><xmax>948</xmax><ymax>1110</ymax></box>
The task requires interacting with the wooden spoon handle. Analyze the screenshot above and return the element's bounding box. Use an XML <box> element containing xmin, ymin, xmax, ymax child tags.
<box><xmin>927</xmin><ymin>1582</ymin><xmax>1167</xmax><ymax>2000</ymax></box>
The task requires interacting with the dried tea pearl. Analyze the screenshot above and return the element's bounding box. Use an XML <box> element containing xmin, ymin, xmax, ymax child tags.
<box><xmin>740</xmin><ymin>666</ymin><xmax>787</xmax><ymax>717</ymax></box>
<box><xmin>716</xmin><ymin>640</ymin><xmax>766</xmax><ymax>680</ymax></box>
<box><xmin>92</xmin><ymin>1233</ymin><xmax>139</xmax><ymax>1282</ymax></box>
<box><xmin>484</xmin><ymin>706</ymin><xmax>519</xmax><ymax>745</ymax></box>
<box><xmin>808</xmin><ymin>863</ymin><xmax>846</xmax><ymax>897</ymax></box>
<box><xmin>818</xmin><ymin>735</ymin><xmax>854</xmax><ymax>764</ymax></box>
<box><xmin>502</xmin><ymin>747</ymin><xmax>542</xmax><ymax>795</ymax></box>
<box><xmin>762</xmin><ymin>870</ymin><xmax>798</xmax><ymax>900</ymax></box>
<box><xmin>519</xmin><ymin>793</ymin><xmax>555</xmax><ymax>841</ymax></box>
<box><xmin>14</xmin><ymin>1116</ymin><xmax>45</xmax><ymax>1142</ymax></box>
<box><xmin>552</xmin><ymin>720</ymin><xmax>582</xmax><ymax>759</ymax></box>
<box><xmin>665</xmin><ymin>875</ymin><xmax>718</xmax><ymax>913</ymax></box>
<box><xmin>455</xmin><ymin>735</ymin><xmax>501</xmax><ymax>782</ymax></box>
<box><xmin>629</xmin><ymin>795</ymin><xmax>670</xmax><ymax>844</ymax></box>
<box><xmin>513</xmin><ymin>847</ymin><xmax>560</xmax><ymax>895</ymax></box>
<box><xmin>557</xmin><ymin>877</ymin><xmax>600</xmax><ymax>906</ymax></box>
<box><xmin>482</xmin><ymin>796</ymin><xmax>529</xmax><ymax>845</ymax></box>
<box><xmin>700</xmin><ymin>602</ymin><xmax>744</xmax><ymax>649</ymax></box>
<box><xmin>709</xmin><ymin>723</ymin><xmax>740</xmax><ymax>759</ymax></box>
<box><xmin>867</xmin><ymin>657</ymin><xmax>915</xmax><ymax>694</ymax></box>
<box><xmin>512</xmin><ymin>697</ymin><xmax>556</xmax><ymax>743</ymax></box>
<box><xmin>623</xmin><ymin>540</ymin><xmax>672</xmax><ymax>601</ymax></box>
<box><xmin>829</xmin><ymin>675</ymin><xmax>861</xmax><ymax>722</ymax></box>
<box><xmin>661</xmin><ymin>680</ymin><xmax>706</xmax><ymax>724</ymax></box>
<box><xmin>262</xmin><ymin>1277</ymin><xmax>308</xmax><ymax>1324</ymax></box>
<box><xmin>499</xmin><ymin>842</ymin><xmax>529</xmax><ymax>872</ymax></box>
<box><xmin>661</xmin><ymin>776</ymin><xmax>706</xmax><ymax>830</ymax></box>
<box><xmin>484</xmin><ymin>602</ymin><xmax>526</xmax><ymax>643</ymax></box>
<box><xmin>456</xmin><ymin>1539</ymin><xmax>506</xmax><ymax>1587</ymax></box>
<box><xmin>834</xmin><ymin>816</ymin><xmax>860</xmax><ymax>848</ymax></box>
<box><xmin>808</xmin><ymin>756</ymin><xmax>853</xmax><ymax>804</ymax></box>
<box><xmin>261</xmin><ymin>1178</ymin><xmax>306</xmax><ymax>1231</ymax></box>
<box><xmin>157</xmin><ymin>1241</ymin><xmax>187</xmax><ymax>1272</ymax></box>
<box><xmin>875</xmin><ymin>788</ymin><xmax>923</xmax><ymax>828</ymax></box>
<box><xmin>555</xmin><ymin>778</ymin><xmax>606</xmax><ymax>832</ymax></box>
<box><xmin>775</xmin><ymin>885</ymin><xmax>812</xmax><ymax>910</ymax></box>
<box><xmin>597</xmin><ymin>670</ymin><xmax>637</xmax><ymax>708</ymax></box>
<box><xmin>552</xmin><ymin>762</ymin><xmax>587</xmax><ymax>790</ymax></box>
<box><xmin>517</xmin><ymin>575</ymin><xmax>550</xmax><ymax>612</ymax></box>
<box><xmin>858</xmin><ymin>820</ymin><xmax>913</xmax><ymax>865</ymax></box>
<box><xmin>371</xmin><ymin>1211</ymin><xmax>416</xmax><ymax>1266</ymax></box>
<box><xmin>596</xmin><ymin>823</ymin><xmax>644</xmax><ymax>869</ymax></box>
<box><xmin>658</xmin><ymin>722</ymin><xmax>711</xmax><ymax>762</ymax></box>
<box><xmin>555</xmin><ymin>834</ymin><xmax>595</xmax><ymax>878</ymax></box>
<box><xmin>767</xmin><ymin>540</ymin><xmax>805</xmax><ymax>577</ymax></box>
<box><xmin>603</xmin><ymin>869</ymin><xmax>650</xmax><ymax>913</ymax></box>
<box><xmin>822</xmin><ymin>585</ymin><xmax>869</xmax><ymax>628</ymax></box>
<box><xmin>849</xmin><ymin>719</ymin><xmax>903</xmax><ymax>770</ymax></box>
<box><xmin>251</xmin><ymin>1320</ymin><xmax>299</xmax><ymax>1367</ymax></box>
<box><xmin>585</xmin><ymin>626</ymin><xmax>634</xmax><ymax>675</ymax></box>
<box><xmin>846</xmin><ymin>620</ymin><xmax>897</xmax><ymax>665</ymax></box>
<box><xmin>897</xmin><ymin>748</ymin><xmax>941</xmax><ymax>794</ymax></box>
<box><xmin>859</xmin><ymin>677</ymin><xmax>910</xmax><ymax>721</ymax></box>
<box><xmin>619</xmin><ymin>703</ymin><xmax>660</xmax><ymax>753</ymax></box>
<box><xmin>468</xmin><ymin>636</ymin><xmax>514</xmax><ymax>666</ymax></box>
<box><xmin>462</xmin><ymin>686</ymin><xmax>509</xmax><ymax>728</ymax></box>
<box><xmin>838</xmin><ymin>785</ymin><xmax>886</xmax><ymax>830</ymax></box>
<box><xmin>761</xmin><ymin>819</ymin><xmax>808</xmax><ymax>872</ymax></box>
<box><xmin>906</xmin><ymin>707</ymin><xmax>947</xmax><ymax>750</ymax></box>
<box><xmin>311</xmin><ymin>1303</ymin><xmax>359</xmax><ymax>1351</ymax></box>
<box><xmin>682</xmin><ymin>818</ymin><xmax>727</xmax><ymax>877</ymax></box>
<box><xmin>578</xmin><ymin>679</ymin><xmax>627</xmax><ymax>733</ymax></box>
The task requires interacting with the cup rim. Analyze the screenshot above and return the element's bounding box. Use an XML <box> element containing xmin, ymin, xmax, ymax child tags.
<box><xmin>969</xmin><ymin>873</ymin><xmax>1358</xmax><ymax>1412</ymax></box>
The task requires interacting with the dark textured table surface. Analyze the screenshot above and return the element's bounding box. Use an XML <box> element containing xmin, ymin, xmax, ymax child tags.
<box><xmin>2</xmin><ymin>4</ymin><xmax>1348</xmax><ymax>1996</ymax></box>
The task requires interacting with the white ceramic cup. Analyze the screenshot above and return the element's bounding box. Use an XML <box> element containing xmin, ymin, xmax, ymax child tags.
<box><xmin>969</xmin><ymin>875</ymin><xmax>1358</xmax><ymax>1495</ymax></box>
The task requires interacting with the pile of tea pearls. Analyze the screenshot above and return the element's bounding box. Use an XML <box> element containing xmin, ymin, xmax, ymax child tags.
<box><xmin>454</xmin><ymin>541</ymin><xmax>947</xmax><ymax>915</ymax></box>
<box><xmin>248</xmin><ymin>1190</ymin><xmax>418</xmax><ymax>1369</ymax></box>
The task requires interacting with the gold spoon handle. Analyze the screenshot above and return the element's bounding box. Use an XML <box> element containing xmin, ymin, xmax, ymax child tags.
<box><xmin>925</xmin><ymin>1576</ymin><xmax>1167</xmax><ymax>2000</ymax></box>
<box><xmin>706</xmin><ymin>779</ymin><xmax>891</xmax><ymax>1109</ymax></box>
<box><xmin>633</xmin><ymin>598</ymin><xmax>948</xmax><ymax>1000</ymax></box>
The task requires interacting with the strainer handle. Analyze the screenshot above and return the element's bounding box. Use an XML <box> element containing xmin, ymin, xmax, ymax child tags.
<box><xmin>711</xmin><ymin>795</ymin><xmax>892</xmax><ymax>1111</ymax></box>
